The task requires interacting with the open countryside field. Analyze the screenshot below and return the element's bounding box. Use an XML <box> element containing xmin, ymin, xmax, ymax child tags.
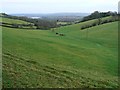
<box><xmin>2</xmin><ymin>17</ymin><xmax>118</xmax><ymax>88</ymax></box>
<box><xmin>0</xmin><ymin>17</ymin><xmax>30</xmax><ymax>24</ymax></box>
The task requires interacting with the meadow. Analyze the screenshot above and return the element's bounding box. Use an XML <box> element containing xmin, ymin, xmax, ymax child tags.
<box><xmin>2</xmin><ymin>17</ymin><xmax>118</xmax><ymax>88</ymax></box>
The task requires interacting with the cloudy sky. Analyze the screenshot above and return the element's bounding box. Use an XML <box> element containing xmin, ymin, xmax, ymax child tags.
<box><xmin>1</xmin><ymin>0</ymin><xmax>119</xmax><ymax>14</ymax></box>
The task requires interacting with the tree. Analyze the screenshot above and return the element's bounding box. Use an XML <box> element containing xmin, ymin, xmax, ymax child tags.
<box><xmin>98</xmin><ymin>18</ymin><xmax>101</xmax><ymax>25</ymax></box>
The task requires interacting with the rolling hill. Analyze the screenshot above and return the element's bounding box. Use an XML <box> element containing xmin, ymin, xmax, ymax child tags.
<box><xmin>2</xmin><ymin>17</ymin><xmax>118</xmax><ymax>88</ymax></box>
<box><xmin>0</xmin><ymin>17</ymin><xmax>30</xmax><ymax>24</ymax></box>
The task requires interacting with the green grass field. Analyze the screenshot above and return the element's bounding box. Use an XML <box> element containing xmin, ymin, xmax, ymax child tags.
<box><xmin>2</xmin><ymin>17</ymin><xmax>118</xmax><ymax>88</ymax></box>
<box><xmin>0</xmin><ymin>17</ymin><xmax>30</xmax><ymax>24</ymax></box>
<box><xmin>0</xmin><ymin>17</ymin><xmax>36</xmax><ymax>29</ymax></box>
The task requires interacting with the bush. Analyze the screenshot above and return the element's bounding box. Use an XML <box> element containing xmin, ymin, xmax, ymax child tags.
<box><xmin>81</xmin><ymin>26</ymin><xmax>85</xmax><ymax>30</ymax></box>
<box><xmin>11</xmin><ymin>24</ymin><xmax>19</xmax><ymax>28</ymax></box>
<box><xmin>92</xmin><ymin>22</ymin><xmax>97</xmax><ymax>26</ymax></box>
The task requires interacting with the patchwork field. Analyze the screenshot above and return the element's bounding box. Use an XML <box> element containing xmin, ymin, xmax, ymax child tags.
<box><xmin>2</xmin><ymin>17</ymin><xmax>118</xmax><ymax>88</ymax></box>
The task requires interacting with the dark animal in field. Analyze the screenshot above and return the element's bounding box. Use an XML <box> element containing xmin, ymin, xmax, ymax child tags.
<box><xmin>59</xmin><ymin>33</ymin><xmax>65</xmax><ymax>36</ymax></box>
<box><xmin>56</xmin><ymin>32</ymin><xmax>65</xmax><ymax>36</ymax></box>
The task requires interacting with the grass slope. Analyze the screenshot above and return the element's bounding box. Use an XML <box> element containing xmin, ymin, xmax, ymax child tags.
<box><xmin>0</xmin><ymin>17</ymin><xmax>36</xmax><ymax>29</ymax></box>
<box><xmin>0</xmin><ymin>17</ymin><xmax>30</xmax><ymax>24</ymax></box>
<box><xmin>2</xmin><ymin>18</ymin><xmax>118</xmax><ymax>88</ymax></box>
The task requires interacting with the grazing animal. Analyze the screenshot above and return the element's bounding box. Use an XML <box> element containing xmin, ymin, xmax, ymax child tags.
<box><xmin>59</xmin><ymin>33</ymin><xmax>65</xmax><ymax>36</ymax></box>
<box><xmin>56</xmin><ymin>32</ymin><xmax>65</xmax><ymax>36</ymax></box>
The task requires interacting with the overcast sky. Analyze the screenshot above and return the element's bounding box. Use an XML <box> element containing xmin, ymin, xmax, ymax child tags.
<box><xmin>1</xmin><ymin>0</ymin><xmax>119</xmax><ymax>14</ymax></box>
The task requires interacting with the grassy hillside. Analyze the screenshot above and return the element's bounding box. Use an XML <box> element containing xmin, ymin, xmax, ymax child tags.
<box><xmin>0</xmin><ymin>17</ymin><xmax>30</xmax><ymax>24</ymax></box>
<box><xmin>2</xmin><ymin>17</ymin><xmax>118</xmax><ymax>88</ymax></box>
<box><xmin>0</xmin><ymin>17</ymin><xmax>36</xmax><ymax>29</ymax></box>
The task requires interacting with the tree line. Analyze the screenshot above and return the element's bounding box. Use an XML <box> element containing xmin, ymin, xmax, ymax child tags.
<box><xmin>81</xmin><ymin>16</ymin><xmax>118</xmax><ymax>30</ymax></box>
<box><xmin>1</xmin><ymin>13</ymin><xmax>57</xmax><ymax>30</ymax></box>
<box><xmin>81</xmin><ymin>11</ymin><xmax>118</xmax><ymax>22</ymax></box>
<box><xmin>80</xmin><ymin>11</ymin><xmax>118</xmax><ymax>30</ymax></box>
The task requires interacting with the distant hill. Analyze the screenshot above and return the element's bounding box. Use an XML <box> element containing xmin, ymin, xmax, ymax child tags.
<box><xmin>11</xmin><ymin>13</ymin><xmax>90</xmax><ymax>22</ymax></box>
<box><xmin>11</xmin><ymin>13</ymin><xmax>90</xmax><ymax>17</ymax></box>
<box><xmin>81</xmin><ymin>11</ymin><xmax>118</xmax><ymax>22</ymax></box>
